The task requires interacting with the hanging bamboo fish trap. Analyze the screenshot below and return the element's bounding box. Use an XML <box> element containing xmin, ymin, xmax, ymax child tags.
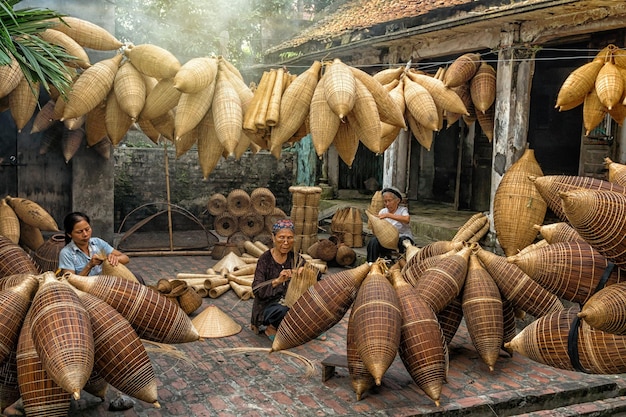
<box><xmin>443</xmin><ymin>53</ymin><xmax>482</xmax><ymax>88</ymax></box>
<box><xmin>5</xmin><ymin>196</ymin><xmax>59</xmax><ymax>232</ymax></box>
<box><xmin>470</xmin><ymin>62</ymin><xmax>497</xmax><ymax>114</ymax></box>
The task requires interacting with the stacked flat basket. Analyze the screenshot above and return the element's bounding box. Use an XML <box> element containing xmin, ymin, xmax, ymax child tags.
<box><xmin>289</xmin><ymin>186</ymin><xmax>322</xmax><ymax>253</ymax></box>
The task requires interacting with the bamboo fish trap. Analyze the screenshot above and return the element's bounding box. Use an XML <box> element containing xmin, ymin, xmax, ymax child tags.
<box><xmin>452</xmin><ymin>212</ymin><xmax>489</xmax><ymax>243</ymax></box>
<box><xmin>283</xmin><ymin>260</ymin><xmax>319</xmax><ymax>308</ymax></box>
<box><xmin>505</xmin><ymin>306</ymin><xmax>626</xmax><ymax>374</ymax></box>
<box><xmin>533</xmin><ymin>222</ymin><xmax>584</xmax><ymax>244</ymax></box>
<box><xmin>0</xmin><ymin>350</ymin><xmax>20</xmax><ymax>413</ymax></box>
<box><xmin>0</xmin><ymin>278</ymin><xmax>39</xmax><ymax>365</ymax></box>
<box><xmin>271</xmin><ymin>262</ymin><xmax>371</xmax><ymax>352</ymax></box>
<box><xmin>347</xmin><ymin>307</ymin><xmax>375</xmax><ymax>401</ymax></box>
<box><xmin>605</xmin><ymin>157</ymin><xmax>626</xmax><ymax>187</ymax></box>
<box><xmin>351</xmin><ymin>262</ymin><xmax>401</xmax><ymax>385</ymax></box>
<box><xmin>0</xmin><ymin>235</ymin><xmax>40</xmax><ymax>278</ymax></box>
<box><xmin>366</xmin><ymin>212</ymin><xmax>399</xmax><ymax>250</ymax></box>
<box><xmin>51</xmin><ymin>16</ymin><xmax>123</xmax><ymax>51</ymax></box>
<box><xmin>0</xmin><ymin>199</ymin><xmax>19</xmax><ymax>244</ymax></box>
<box><xmin>579</xmin><ymin>282</ymin><xmax>626</xmax><ymax>335</ymax></box>
<box><xmin>5</xmin><ymin>196</ymin><xmax>58</xmax><ymax>232</ymax></box>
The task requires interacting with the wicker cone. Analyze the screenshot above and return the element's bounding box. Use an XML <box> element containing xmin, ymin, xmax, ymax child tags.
<box><xmin>0</xmin><ymin>278</ymin><xmax>38</xmax><ymax>365</ymax></box>
<box><xmin>254</xmin><ymin>241</ymin><xmax>270</xmax><ymax>252</ymax></box>
<box><xmin>124</xmin><ymin>43</ymin><xmax>180</xmax><ymax>79</ymax></box>
<box><xmin>310</xmin><ymin>76</ymin><xmax>341</xmax><ymax>156</ymax></box>
<box><xmin>373</xmin><ymin>66</ymin><xmax>404</xmax><ymax>84</ymax></box>
<box><xmin>452</xmin><ymin>212</ymin><xmax>489</xmax><ymax>243</ymax></box>
<box><xmin>174</xmin><ymin>57</ymin><xmax>217</xmax><ymax>94</ymax></box>
<box><xmin>350</xmin><ymin>66</ymin><xmax>405</xmax><ymax>128</ymax></box>
<box><xmin>347</xmin><ymin>307</ymin><xmax>375</xmax><ymax>401</ymax></box>
<box><xmin>5</xmin><ymin>196</ymin><xmax>58</xmax><ymax>232</ymax></box>
<box><xmin>560</xmin><ymin>189</ymin><xmax>626</xmax><ymax>268</ymax></box>
<box><xmin>284</xmin><ymin>262</ymin><xmax>319</xmax><ymax>308</ymax></box>
<box><xmin>475</xmin><ymin>247</ymin><xmax>564</xmax><ymax>318</ymax></box>
<box><xmin>101</xmin><ymin>259</ymin><xmax>140</xmax><ymax>283</ymax></box>
<box><xmin>76</xmin><ymin>290</ymin><xmax>159</xmax><ymax>407</ymax></box>
<box><xmin>31</xmin><ymin>233</ymin><xmax>65</xmax><ymax>273</ymax></box>
<box><xmin>209</xmin><ymin>284</ymin><xmax>231</xmax><ymax>298</ymax></box>
<box><xmin>211</xmin><ymin>71</ymin><xmax>243</xmax><ymax>157</ymax></box>
<box><xmin>213</xmin><ymin>252</ymin><xmax>246</xmax><ymax>272</ymax></box>
<box><xmin>402</xmin><ymin>248</ymin><xmax>458</xmax><ymax>287</ymax></box>
<box><xmin>250</xmin><ymin>188</ymin><xmax>276</xmax><ymax>216</ymax></box>
<box><xmin>605</xmin><ymin>157</ymin><xmax>626</xmax><ymax>186</ymax></box>
<box><xmin>271</xmin><ymin>262</ymin><xmax>371</xmax><ymax>352</ymax></box>
<box><xmin>403</xmin><ymin>76</ymin><xmax>439</xmax><ymax>131</ymax></box>
<box><xmin>437</xmin><ymin>296</ymin><xmax>464</xmax><ymax>345</ymax></box>
<box><xmin>0</xmin><ymin>199</ymin><xmax>19</xmax><ymax>244</ymax></box>
<box><xmin>348</xmin><ymin>78</ymin><xmax>383</xmax><ymax>154</ymax></box>
<box><xmin>51</xmin><ymin>16</ymin><xmax>121</xmax><ymax>50</ymax></box>
<box><xmin>324</xmin><ymin>58</ymin><xmax>356</xmax><ymax>120</ymax></box>
<box><xmin>230</xmin><ymin>281</ymin><xmax>253</xmax><ymax>300</ymax></box>
<box><xmin>192</xmin><ymin>305</ymin><xmax>242</xmax><ymax>338</ymax></box>
<box><xmin>406</xmin><ymin>71</ymin><xmax>469</xmax><ymax>116</ymax></box>
<box><xmin>558</xmin><ymin>60</ymin><xmax>604</xmax><ymax>107</ymax></box>
<box><xmin>511</xmin><ymin>238</ymin><xmax>550</xmax><ymax>258</ymax></box>
<box><xmin>0</xmin><ymin>235</ymin><xmax>40</xmax><ymax>278</ymax></box>
<box><xmin>352</xmin><ymin>262</ymin><xmax>401</xmax><ymax>385</ymax></box>
<box><xmin>64</xmin><ymin>272</ymin><xmax>199</xmax><ymax>343</ymax></box>
<box><xmin>140</xmin><ymin>78</ymin><xmax>181</xmax><ymax>120</ymax></box>
<box><xmin>470</xmin><ymin>62</ymin><xmax>497</xmax><ymax>114</ymax></box>
<box><xmin>531</xmin><ymin>175</ymin><xmax>626</xmax><ymax>222</ymax></box>
<box><xmin>214</xmin><ymin>212</ymin><xmax>238</xmax><ymax>238</ymax></box>
<box><xmin>493</xmin><ymin>148</ymin><xmax>547</xmax><ymax>256</ymax></box>
<box><xmin>506</xmin><ymin>306</ymin><xmax>626</xmax><ymax>374</ymax></box>
<box><xmin>175</xmin><ymin>82</ymin><xmax>216</xmax><ymax>140</ymax></box>
<box><xmin>19</xmin><ymin>222</ymin><xmax>44</xmax><ymax>252</ymax></box>
<box><xmin>443</xmin><ymin>53</ymin><xmax>482</xmax><ymax>88</ymax></box>
<box><xmin>534</xmin><ymin>222</ymin><xmax>584</xmax><ymax>244</ymax></box>
<box><xmin>203</xmin><ymin>276</ymin><xmax>230</xmax><ymax>289</ymax></box>
<box><xmin>583</xmin><ymin>89</ymin><xmax>607</xmax><ymax>135</ymax></box>
<box><xmin>196</xmin><ymin>111</ymin><xmax>225</xmax><ymax>179</ymax></box>
<box><xmin>243</xmin><ymin>241</ymin><xmax>265</xmax><ymax>258</ymax></box>
<box><xmin>239</xmin><ymin>212</ymin><xmax>265</xmax><ymax>237</ymax></box>
<box><xmin>579</xmin><ymin>282</ymin><xmax>626</xmax><ymax>334</ymax></box>
<box><xmin>113</xmin><ymin>61</ymin><xmax>145</xmax><ymax>120</ymax></box>
<box><xmin>333</xmin><ymin>120</ymin><xmax>359</xmax><ymax>167</ymax></box>
<box><xmin>366</xmin><ymin>212</ymin><xmax>399</xmax><ymax>250</ymax></box>
<box><xmin>476</xmin><ymin>103</ymin><xmax>495</xmax><ymax>141</ymax></box>
<box><xmin>0</xmin><ymin>54</ymin><xmax>22</xmax><ymax>99</ymax></box>
<box><xmin>462</xmin><ymin>255</ymin><xmax>503</xmax><ymax>371</ymax></box>
<box><xmin>595</xmin><ymin>61</ymin><xmax>623</xmax><ymax>110</ymax></box>
<box><xmin>8</xmin><ymin>77</ymin><xmax>39</xmax><ymax>133</ymax></box>
<box><xmin>508</xmin><ymin>241</ymin><xmax>626</xmax><ymax>305</ymax></box>
<box><xmin>29</xmin><ymin>272</ymin><xmax>94</xmax><ymax>400</ymax></box>
<box><xmin>228</xmin><ymin>275</ymin><xmax>253</xmax><ymax>287</ymax></box>
<box><xmin>414</xmin><ymin>246</ymin><xmax>471</xmax><ymax>313</ymax></box>
<box><xmin>16</xmin><ymin>312</ymin><xmax>72</xmax><ymax>416</ymax></box>
<box><xmin>389</xmin><ymin>270</ymin><xmax>446</xmax><ymax>405</ymax></box>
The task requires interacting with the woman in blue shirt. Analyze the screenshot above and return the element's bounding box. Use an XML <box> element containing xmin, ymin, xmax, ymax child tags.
<box><xmin>58</xmin><ymin>212</ymin><xmax>130</xmax><ymax>276</ymax></box>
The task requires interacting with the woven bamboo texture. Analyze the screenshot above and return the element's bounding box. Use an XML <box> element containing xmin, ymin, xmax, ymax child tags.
<box><xmin>30</xmin><ymin>273</ymin><xmax>94</xmax><ymax>399</ymax></box>
<box><xmin>0</xmin><ymin>278</ymin><xmax>38</xmax><ymax>366</ymax></box>
<box><xmin>411</xmin><ymin>240</ymin><xmax>463</xmax><ymax>265</ymax></box>
<box><xmin>403</xmin><ymin>76</ymin><xmax>439</xmax><ymax>131</ymax></box>
<box><xmin>227</xmin><ymin>189</ymin><xmax>251</xmax><ymax>217</ymax></box>
<box><xmin>0</xmin><ymin>199</ymin><xmax>19</xmax><ymax>244</ymax></box>
<box><xmin>366</xmin><ymin>212</ymin><xmax>399</xmax><ymax>250</ymax></box>
<box><xmin>125</xmin><ymin>43</ymin><xmax>180</xmax><ymax>79</ymax></box>
<box><xmin>407</xmin><ymin>71</ymin><xmax>469</xmax><ymax>117</ymax></box>
<box><xmin>583</xmin><ymin>89</ymin><xmax>606</xmax><ymax>134</ymax></box>
<box><xmin>531</xmin><ymin>175</ymin><xmax>626</xmax><ymax>222</ymax></box>
<box><xmin>0</xmin><ymin>54</ymin><xmax>22</xmax><ymax>99</ymax></box>
<box><xmin>605</xmin><ymin>157</ymin><xmax>626</xmax><ymax>187</ymax></box>
<box><xmin>0</xmin><ymin>235</ymin><xmax>40</xmax><ymax>278</ymax></box>
<box><xmin>561</xmin><ymin>189</ymin><xmax>626</xmax><ymax>268</ymax></box>
<box><xmin>250</xmin><ymin>188</ymin><xmax>276</xmax><ymax>216</ymax></box>
<box><xmin>333</xmin><ymin>120</ymin><xmax>359</xmax><ymax>168</ymax></box>
<box><xmin>174</xmin><ymin>57</ymin><xmax>217</xmax><ymax>94</ymax></box>
<box><xmin>214</xmin><ymin>212</ymin><xmax>238</xmax><ymax>237</ymax></box>
<box><xmin>177</xmin><ymin>287</ymin><xmax>203</xmax><ymax>314</ymax></box>
<box><xmin>402</xmin><ymin>248</ymin><xmax>458</xmax><ymax>288</ymax></box>
<box><xmin>175</xmin><ymin>82</ymin><xmax>215</xmax><ymax>140</ymax></box>
<box><xmin>207</xmin><ymin>193</ymin><xmax>227</xmax><ymax>216</ymax></box>
<box><xmin>323</xmin><ymin>58</ymin><xmax>356</xmax><ymax>120</ymax></box>
<box><xmin>390</xmin><ymin>270</ymin><xmax>446</xmax><ymax>405</ymax></box>
<box><xmin>462</xmin><ymin>255</ymin><xmax>503</xmax><ymax>371</ymax></box>
<box><xmin>30</xmin><ymin>100</ymin><xmax>56</xmax><ymax>134</ymax></box>
<box><xmin>16</xmin><ymin>313</ymin><xmax>72</xmax><ymax>417</ymax></box>
<box><xmin>348</xmin><ymin>78</ymin><xmax>382</xmax><ymax>154</ymax></box>
<box><xmin>271</xmin><ymin>262</ymin><xmax>371</xmax><ymax>352</ymax></box>
<box><xmin>239</xmin><ymin>212</ymin><xmax>264</xmax><ymax>237</ymax></box>
<box><xmin>0</xmin><ymin>349</ymin><xmax>20</xmax><ymax>412</ymax></box>
<box><xmin>310</xmin><ymin>76</ymin><xmax>341</xmax><ymax>157</ymax></box>
<box><xmin>8</xmin><ymin>77</ymin><xmax>39</xmax><ymax>132</ymax></box>
<box><xmin>493</xmin><ymin>149</ymin><xmax>546</xmax><ymax>256</ymax></box>
<box><xmin>82</xmin><ymin>372</ymin><xmax>109</xmax><ymax>400</ymax></box>
<box><xmin>191</xmin><ymin>305</ymin><xmax>242</xmax><ymax>338</ymax></box>
<box><xmin>77</xmin><ymin>290</ymin><xmax>159</xmax><ymax>405</ymax></box>
<box><xmin>506</xmin><ymin>306</ymin><xmax>626</xmax><ymax>374</ymax></box>
<box><xmin>351</xmin><ymin>264</ymin><xmax>401</xmax><ymax>385</ymax></box>
<box><xmin>5</xmin><ymin>196</ymin><xmax>58</xmax><ymax>232</ymax></box>
<box><xmin>197</xmin><ymin>111</ymin><xmax>224</xmax><ymax>179</ymax></box>
<box><xmin>336</xmin><ymin>244</ymin><xmax>356</xmax><ymax>266</ymax></box>
<box><xmin>350</xmin><ymin>66</ymin><xmax>405</xmax><ymax>128</ymax></box>
<box><xmin>284</xmin><ymin>262</ymin><xmax>319</xmax><ymax>308</ymax></box>
<box><xmin>347</xmin><ymin>308</ymin><xmax>375</xmax><ymax>401</ymax></box>
<box><xmin>211</xmin><ymin>72</ymin><xmax>242</xmax><ymax>156</ymax></box>
<box><xmin>113</xmin><ymin>61</ymin><xmax>145</xmax><ymax>120</ymax></box>
<box><xmin>414</xmin><ymin>246</ymin><xmax>470</xmax><ymax>313</ymax></box>
<box><xmin>535</xmin><ymin>222</ymin><xmax>584</xmax><ymax>244</ymax></box>
<box><xmin>30</xmin><ymin>234</ymin><xmax>64</xmax><ymax>273</ymax></box>
<box><xmin>438</xmin><ymin>296</ymin><xmax>465</xmax><ymax>346</ymax></box>
<box><xmin>509</xmin><ymin>241</ymin><xmax>626</xmax><ymax>304</ymax></box>
<box><xmin>51</xmin><ymin>16</ymin><xmax>122</xmax><ymax>51</ymax></box>
<box><xmin>452</xmin><ymin>212</ymin><xmax>489</xmax><ymax>243</ymax></box>
<box><xmin>501</xmin><ymin>298</ymin><xmax>518</xmax><ymax>353</ymax></box>
<box><xmin>140</xmin><ymin>78</ymin><xmax>181</xmax><ymax>120</ymax></box>
<box><xmin>556</xmin><ymin>60</ymin><xmax>603</xmax><ymax>109</ymax></box>
<box><xmin>475</xmin><ymin>247</ymin><xmax>564</xmax><ymax>318</ymax></box>
<box><xmin>595</xmin><ymin>61</ymin><xmax>623</xmax><ymax>110</ymax></box>
<box><xmin>470</xmin><ymin>62</ymin><xmax>496</xmax><ymax>113</ymax></box>
<box><xmin>0</xmin><ymin>274</ymin><xmax>38</xmax><ymax>292</ymax></box>
<box><xmin>579</xmin><ymin>282</ymin><xmax>626</xmax><ymax>335</ymax></box>
<box><xmin>65</xmin><ymin>273</ymin><xmax>199</xmax><ymax>343</ymax></box>
<box><xmin>443</xmin><ymin>53</ymin><xmax>481</xmax><ymax>88</ymax></box>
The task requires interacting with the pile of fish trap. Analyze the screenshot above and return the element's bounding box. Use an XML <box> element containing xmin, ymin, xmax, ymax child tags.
<box><xmin>556</xmin><ymin>44</ymin><xmax>626</xmax><ymax>134</ymax></box>
<box><xmin>329</xmin><ymin>207</ymin><xmax>363</xmax><ymax>248</ymax></box>
<box><xmin>289</xmin><ymin>186</ymin><xmax>322</xmax><ymax>253</ymax></box>
<box><xmin>0</xmin><ymin>196</ymin><xmax>59</xmax><ymax>256</ymax></box>
<box><xmin>0</xmin><ymin>247</ymin><xmax>199</xmax><ymax>416</ymax></box>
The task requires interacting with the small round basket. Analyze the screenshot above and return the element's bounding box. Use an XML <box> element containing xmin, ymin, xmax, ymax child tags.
<box><xmin>214</xmin><ymin>212</ymin><xmax>238</xmax><ymax>237</ymax></box>
<box><xmin>239</xmin><ymin>212</ymin><xmax>265</xmax><ymax>237</ymax></box>
<box><xmin>31</xmin><ymin>233</ymin><xmax>66</xmax><ymax>273</ymax></box>
<box><xmin>207</xmin><ymin>193</ymin><xmax>227</xmax><ymax>216</ymax></box>
<box><xmin>227</xmin><ymin>189</ymin><xmax>251</xmax><ymax>217</ymax></box>
<box><xmin>177</xmin><ymin>287</ymin><xmax>203</xmax><ymax>315</ymax></box>
<box><xmin>250</xmin><ymin>187</ymin><xmax>276</xmax><ymax>216</ymax></box>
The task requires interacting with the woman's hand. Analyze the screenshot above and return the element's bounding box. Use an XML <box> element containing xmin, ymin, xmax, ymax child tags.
<box><xmin>90</xmin><ymin>254</ymin><xmax>104</xmax><ymax>268</ymax></box>
<box><xmin>273</xmin><ymin>269</ymin><xmax>292</xmax><ymax>287</ymax></box>
<box><xmin>107</xmin><ymin>253</ymin><xmax>121</xmax><ymax>266</ymax></box>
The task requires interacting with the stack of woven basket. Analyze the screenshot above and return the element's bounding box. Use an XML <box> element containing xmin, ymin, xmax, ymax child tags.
<box><xmin>330</xmin><ymin>207</ymin><xmax>363</xmax><ymax>248</ymax></box>
<box><xmin>207</xmin><ymin>188</ymin><xmax>286</xmax><ymax>248</ymax></box>
<box><xmin>289</xmin><ymin>186</ymin><xmax>322</xmax><ymax>253</ymax></box>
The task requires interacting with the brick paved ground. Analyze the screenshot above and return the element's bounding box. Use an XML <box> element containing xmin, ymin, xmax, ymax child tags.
<box><xmin>59</xmin><ymin>255</ymin><xmax>626</xmax><ymax>417</ymax></box>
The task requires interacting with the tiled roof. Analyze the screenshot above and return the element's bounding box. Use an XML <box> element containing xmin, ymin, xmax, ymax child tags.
<box><xmin>266</xmin><ymin>0</ymin><xmax>477</xmax><ymax>53</ymax></box>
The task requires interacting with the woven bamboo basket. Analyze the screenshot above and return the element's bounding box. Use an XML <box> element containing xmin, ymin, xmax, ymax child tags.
<box><xmin>414</xmin><ymin>246</ymin><xmax>471</xmax><ymax>313</ymax></box>
<box><xmin>101</xmin><ymin>258</ymin><xmax>140</xmax><ymax>283</ymax></box>
<box><xmin>583</xmin><ymin>89</ymin><xmax>607</xmax><ymax>135</ymax></box>
<box><xmin>351</xmin><ymin>207</ymin><xmax>364</xmax><ymax>248</ymax></box>
<box><xmin>336</xmin><ymin>244</ymin><xmax>356</xmax><ymax>266</ymax></box>
<box><xmin>209</xmin><ymin>283</ymin><xmax>231</xmax><ymax>298</ymax></box>
<box><xmin>271</xmin><ymin>262</ymin><xmax>371</xmax><ymax>352</ymax></box>
<box><xmin>207</xmin><ymin>193</ymin><xmax>227</xmax><ymax>216</ymax></box>
<box><xmin>493</xmin><ymin>148</ymin><xmax>547</xmax><ymax>256</ymax></box>
<box><xmin>82</xmin><ymin>371</ymin><xmax>109</xmax><ymax>401</ymax></box>
<box><xmin>29</xmin><ymin>273</ymin><xmax>94</xmax><ymax>400</ymax></box>
<box><xmin>389</xmin><ymin>270</ymin><xmax>446</xmax><ymax>405</ymax></box>
<box><xmin>227</xmin><ymin>231</ymin><xmax>250</xmax><ymax>252</ymax></box>
<box><xmin>531</xmin><ymin>175</ymin><xmax>626</xmax><ymax>222</ymax></box>
<box><xmin>534</xmin><ymin>222</ymin><xmax>584</xmax><ymax>244</ymax></box>
<box><xmin>284</xmin><ymin>262</ymin><xmax>319</xmax><ymax>307</ymax></box>
<box><xmin>5</xmin><ymin>196</ymin><xmax>58</xmax><ymax>232</ymax></box>
<box><xmin>174</xmin><ymin>286</ymin><xmax>202</xmax><ymax>314</ymax></box>
<box><xmin>462</xmin><ymin>255</ymin><xmax>503</xmax><ymax>371</ymax></box>
<box><xmin>76</xmin><ymin>290</ymin><xmax>159</xmax><ymax>407</ymax></box>
<box><xmin>333</xmin><ymin>119</ymin><xmax>359</xmax><ymax>167</ymax></box>
<box><xmin>561</xmin><ymin>189</ymin><xmax>626</xmax><ymax>268</ymax></box>
<box><xmin>324</xmin><ymin>58</ymin><xmax>356</xmax><ymax>120</ymax></box>
<box><xmin>39</xmin><ymin>28</ymin><xmax>90</xmax><ymax>69</ymax></box>
<box><xmin>19</xmin><ymin>222</ymin><xmax>44</xmax><ymax>252</ymax></box>
<box><xmin>140</xmin><ymin>78</ymin><xmax>181</xmax><ymax>120</ymax></box>
<box><xmin>31</xmin><ymin>233</ymin><xmax>65</xmax><ymax>273</ymax></box>
<box><xmin>407</xmin><ymin>240</ymin><xmax>463</xmax><ymax>270</ymax></box>
<box><xmin>403</xmin><ymin>76</ymin><xmax>439</xmax><ymax>131</ymax></box>
<box><xmin>265</xmin><ymin>67</ymin><xmax>285</xmax><ymax>127</ymax></box>
<box><xmin>556</xmin><ymin>60</ymin><xmax>603</xmax><ymax>108</ymax></box>
<box><xmin>0</xmin><ymin>235</ymin><xmax>40</xmax><ymax>277</ymax></box>
<box><xmin>64</xmin><ymin>272</ymin><xmax>199</xmax><ymax>343</ymax></box>
<box><xmin>238</xmin><ymin>212</ymin><xmax>264</xmax><ymax>238</ymax></box>
<box><xmin>406</xmin><ymin>71</ymin><xmax>469</xmax><ymax>116</ymax></box>
<box><xmin>8</xmin><ymin>77</ymin><xmax>39</xmax><ymax>133</ymax></box>
<box><xmin>174</xmin><ymin>57</ymin><xmax>217</xmax><ymax>94</ymax></box>
<box><xmin>219</xmin><ymin>57</ymin><xmax>253</xmax><ymax>114</ymax></box>
<box><xmin>175</xmin><ymin>81</ymin><xmax>216</xmax><ymax>140</ymax></box>
<box><xmin>475</xmin><ymin>247</ymin><xmax>564</xmax><ymax>318</ymax></box>
<box><xmin>249</xmin><ymin>188</ymin><xmax>276</xmax><ymax>216</ymax></box>
<box><xmin>373</xmin><ymin>66</ymin><xmax>404</xmax><ymax>85</ymax></box>
<box><xmin>509</xmin><ymin>241</ymin><xmax>625</xmax><ymax>305</ymax></box>
<box><xmin>264</xmin><ymin>207</ymin><xmax>287</xmax><ymax>232</ymax></box>
<box><xmin>435</xmin><ymin>296</ymin><xmax>463</xmax><ymax>345</ymax></box>
<box><xmin>51</xmin><ymin>16</ymin><xmax>122</xmax><ymax>50</ymax></box>
<box><xmin>348</xmin><ymin>78</ymin><xmax>383</xmax><ymax>154</ymax></box>
<box><xmin>113</xmin><ymin>61</ymin><xmax>145</xmax><ymax>120</ymax></box>
<box><xmin>214</xmin><ymin>212</ymin><xmax>238</xmax><ymax>238</ymax></box>
<box><xmin>0</xmin><ymin>349</ymin><xmax>21</xmax><ymax>413</ymax></box>
<box><xmin>303</xmin><ymin>186</ymin><xmax>322</xmax><ymax>206</ymax></box>
<box><xmin>253</xmin><ymin>230</ymin><xmax>273</xmax><ymax>248</ymax></box>
<box><xmin>366</xmin><ymin>212</ymin><xmax>399</xmax><ymax>250</ymax></box>
<box><xmin>310</xmin><ymin>76</ymin><xmax>341</xmax><ymax>157</ymax></box>
<box><xmin>476</xmin><ymin>103</ymin><xmax>495</xmax><ymax>141</ymax></box>
<box><xmin>452</xmin><ymin>212</ymin><xmax>489</xmax><ymax>243</ymax></box>
<box><xmin>595</xmin><ymin>61</ymin><xmax>623</xmax><ymax>110</ymax></box>
<box><xmin>196</xmin><ymin>111</ymin><xmax>225</xmax><ymax>179</ymax></box>
<box><xmin>350</xmin><ymin>66</ymin><xmax>405</xmax><ymax>128</ymax></box>
<box><xmin>240</xmin><ymin>241</ymin><xmax>263</xmax><ymax>258</ymax></box>
<box><xmin>0</xmin><ymin>199</ymin><xmax>19</xmax><ymax>244</ymax></box>
<box><xmin>254</xmin><ymin>240</ymin><xmax>270</xmax><ymax>253</ymax></box>
<box><xmin>0</xmin><ymin>273</ymin><xmax>38</xmax><ymax>292</ymax></box>
<box><xmin>125</xmin><ymin>43</ymin><xmax>180</xmax><ymax>79</ymax></box>
<box><xmin>149</xmin><ymin>110</ymin><xmax>175</xmax><ymax>141</ymax></box>
<box><xmin>443</xmin><ymin>53</ymin><xmax>482</xmax><ymax>88</ymax></box>
<box><xmin>346</xmin><ymin>307</ymin><xmax>375</xmax><ymax>401</ymax></box>
<box><xmin>63</xmin><ymin>54</ymin><xmax>123</xmax><ymax>121</ymax></box>
<box><xmin>351</xmin><ymin>263</ymin><xmax>402</xmax><ymax>385</ymax></box>
<box><xmin>501</xmin><ymin>298</ymin><xmax>517</xmax><ymax>354</ymax></box>
<box><xmin>367</xmin><ymin>192</ymin><xmax>384</xmax><ymax>225</ymax></box>
<box><xmin>60</xmin><ymin>127</ymin><xmax>84</xmax><ymax>162</ymax></box>
<box><xmin>578</xmin><ymin>282</ymin><xmax>626</xmax><ymax>335</ymax></box>
<box><xmin>103</xmin><ymin>93</ymin><xmax>131</xmax><ymax>147</ymax></box>
<box><xmin>30</xmin><ymin>99</ymin><xmax>56</xmax><ymax>134</ymax></box>
<box><xmin>505</xmin><ymin>306</ymin><xmax>626</xmax><ymax>374</ymax></box>
<box><xmin>453</xmin><ymin>83</ymin><xmax>475</xmax><ymax>124</ymax></box>
<box><xmin>0</xmin><ymin>278</ymin><xmax>38</xmax><ymax>365</ymax></box>
<box><xmin>16</xmin><ymin>312</ymin><xmax>72</xmax><ymax>417</ymax></box>
<box><xmin>406</xmin><ymin>108</ymin><xmax>434</xmax><ymax>150</ymax></box>
<box><xmin>85</xmin><ymin>101</ymin><xmax>107</xmax><ymax>146</ymax></box>
<box><xmin>605</xmin><ymin>157</ymin><xmax>626</xmax><ymax>186</ymax></box>
<box><xmin>470</xmin><ymin>62</ymin><xmax>496</xmax><ymax>114</ymax></box>
<box><xmin>289</xmin><ymin>186</ymin><xmax>306</xmax><ymax>207</ymax></box>
<box><xmin>226</xmin><ymin>189</ymin><xmax>251</xmax><ymax>217</ymax></box>
<box><xmin>0</xmin><ymin>54</ymin><xmax>22</xmax><ymax>99</ymax></box>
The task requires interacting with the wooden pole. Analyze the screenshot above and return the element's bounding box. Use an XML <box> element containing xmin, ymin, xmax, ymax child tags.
<box><xmin>164</xmin><ymin>143</ymin><xmax>174</xmax><ymax>251</ymax></box>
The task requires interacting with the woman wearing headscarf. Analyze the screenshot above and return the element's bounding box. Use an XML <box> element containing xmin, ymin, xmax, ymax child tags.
<box><xmin>251</xmin><ymin>219</ymin><xmax>297</xmax><ymax>340</ymax></box>
<box><xmin>366</xmin><ymin>186</ymin><xmax>414</xmax><ymax>263</ymax></box>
